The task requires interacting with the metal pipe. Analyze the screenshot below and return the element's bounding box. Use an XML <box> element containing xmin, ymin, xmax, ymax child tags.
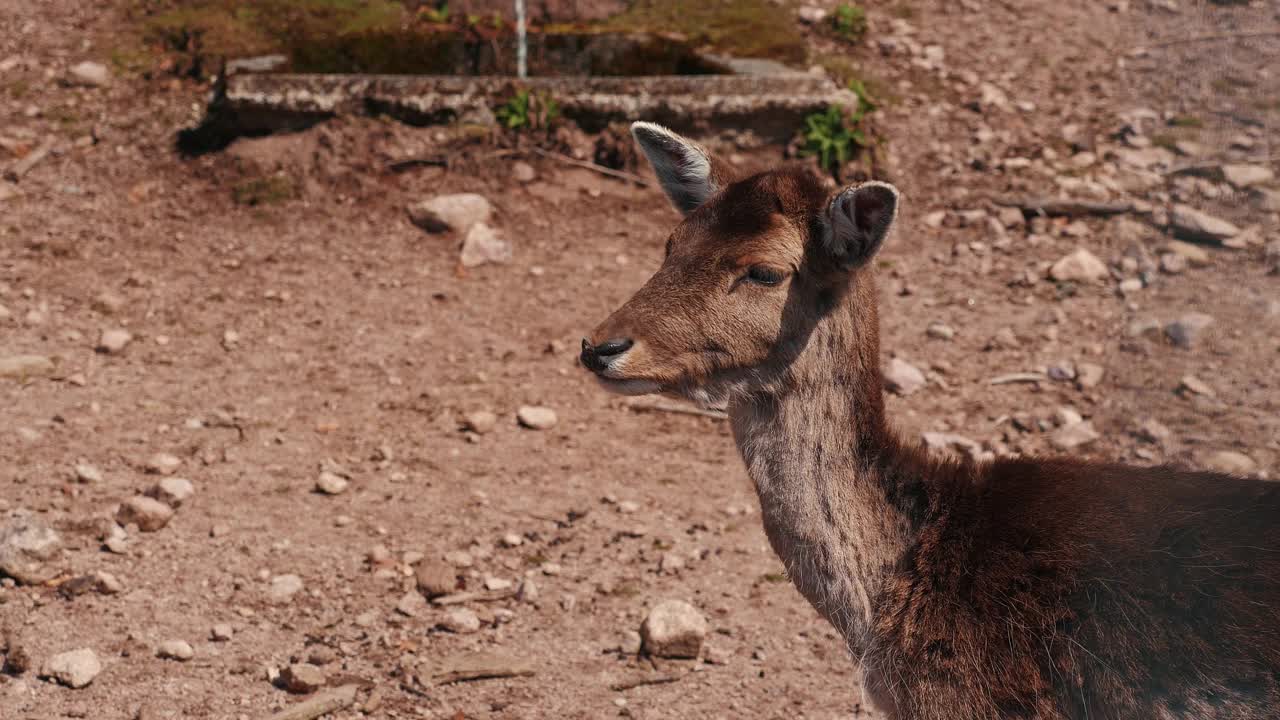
<box><xmin>515</xmin><ymin>0</ymin><xmax>527</xmax><ymax>78</ymax></box>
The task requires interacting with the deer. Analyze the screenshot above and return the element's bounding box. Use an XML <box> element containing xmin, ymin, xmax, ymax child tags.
<box><xmin>579</xmin><ymin>122</ymin><xmax>1280</xmax><ymax>719</ymax></box>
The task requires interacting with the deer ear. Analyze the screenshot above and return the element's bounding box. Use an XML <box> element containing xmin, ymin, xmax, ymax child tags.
<box><xmin>631</xmin><ymin>121</ymin><xmax>720</xmax><ymax>215</ymax></box>
<box><xmin>825</xmin><ymin>181</ymin><xmax>899</xmax><ymax>269</ymax></box>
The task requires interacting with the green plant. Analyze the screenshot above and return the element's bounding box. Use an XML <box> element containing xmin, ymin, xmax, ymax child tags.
<box><xmin>495</xmin><ymin>89</ymin><xmax>560</xmax><ymax>132</ymax></box>
<box><xmin>419</xmin><ymin>2</ymin><xmax>449</xmax><ymax>23</ymax></box>
<box><xmin>831</xmin><ymin>4</ymin><xmax>867</xmax><ymax>42</ymax></box>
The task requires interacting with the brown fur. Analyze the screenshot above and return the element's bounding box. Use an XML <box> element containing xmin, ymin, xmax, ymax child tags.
<box><xmin>583</xmin><ymin>135</ymin><xmax>1280</xmax><ymax>719</ymax></box>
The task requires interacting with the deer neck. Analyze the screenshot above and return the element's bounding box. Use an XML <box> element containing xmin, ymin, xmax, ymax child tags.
<box><xmin>727</xmin><ymin>276</ymin><xmax>917</xmax><ymax>652</ymax></box>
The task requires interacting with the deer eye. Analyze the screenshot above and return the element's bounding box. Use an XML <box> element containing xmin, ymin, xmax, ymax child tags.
<box><xmin>744</xmin><ymin>265</ymin><xmax>786</xmax><ymax>286</ymax></box>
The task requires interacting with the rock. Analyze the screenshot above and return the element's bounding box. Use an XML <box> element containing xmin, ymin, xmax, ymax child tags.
<box><xmin>3</xmin><ymin>637</ymin><xmax>32</xmax><ymax>674</ymax></box>
<box><xmin>444</xmin><ymin>550</ymin><xmax>473</xmax><ymax>567</ymax></box>
<box><xmin>116</xmin><ymin>497</ymin><xmax>173</xmax><ymax>532</ymax></box>
<box><xmin>1049</xmin><ymin>248</ymin><xmax>1109</xmax><ymax>282</ymax></box>
<box><xmin>1050</xmin><ymin>421</ymin><xmax>1100</xmax><ymax>451</ymax></box>
<box><xmin>1202</xmin><ymin>450</ymin><xmax>1257</xmax><ymax>476</ymax></box>
<box><xmin>41</xmin><ymin>649</ymin><xmax>101</xmax><ymax>688</ymax></box>
<box><xmin>1221</xmin><ymin>164</ymin><xmax>1274</xmax><ymax>190</ymax></box>
<box><xmin>1179</xmin><ymin>375</ymin><xmax>1215</xmax><ymax>397</ymax></box>
<box><xmin>1134</xmin><ymin>418</ymin><xmax>1172</xmax><ymax>445</ymax></box>
<box><xmin>1053</xmin><ymin>407</ymin><xmax>1084</xmax><ymax>427</ymax></box>
<box><xmin>922</xmin><ymin>210</ymin><xmax>947</xmax><ymax>228</ymax></box>
<box><xmin>517</xmin><ymin>577</ymin><xmax>539</xmax><ymax>603</ymax></box>
<box><xmin>512</xmin><ymin>161</ymin><xmax>536</xmax><ymax>183</ymax></box>
<box><xmin>315</xmin><ymin>472</ymin><xmax>349</xmax><ymax>496</ymax></box>
<box><xmin>439</xmin><ymin>608</ymin><xmax>481</xmax><ymax>634</ymax></box>
<box><xmin>921</xmin><ymin>432</ymin><xmax>984</xmax><ymax>460</ymax></box>
<box><xmin>617</xmin><ymin>500</ymin><xmax>640</xmax><ymax>514</ymax></box>
<box><xmin>658</xmin><ymin>552</ymin><xmax>686</xmax><ymax>574</ymax></box>
<box><xmin>91</xmin><ymin>291</ymin><xmax>125</xmax><ymax>315</ymax></box>
<box><xmin>1164</xmin><ymin>313</ymin><xmax>1214</xmax><ymax>349</ymax></box>
<box><xmin>0</xmin><ymin>514</ymin><xmax>62</xmax><ymax>585</ymax></box>
<box><xmin>462</xmin><ymin>410</ymin><xmax>498</xmax><ymax>435</ymax></box>
<box><xmin>74</xmin><ymin>463</ymin><xmax>102</xmax><ymax>484</ymax></box>
<box><xmin>1047</xmin><ymin>362</ymin><xmax>1076</xmax><ymax>382</ymax></box>
<box><xmin>500</xmin><ymin>533</ymin><xmax>523</xmax><ymax>548</ymax></box>
<box><xmin>926</xmin><ymin>322</ymin><xmax>955</xmax><ymax>341</ymax></box>
<box><xmin>269</xmin><ymin>574</ymin><xmax>304</xmax><ymax>603</ymax></box>
<box><xmin>1159</xmin><ymin>253</ymin><xmax>1187</xmax><ymax>275</ymax></box>
<box><xmin>620</xmin><ymin>630</ymin><xmax>643</xmax><ymax>655</ymax></box>
<box><xmin>407</xmin><ymin>193</ymin><xmax>492</xmax><ymax>233</ymax></box>
<box><xmin>484</xmin><ymin>576</ymin><xmax>513</xmax><ymax>591</ymax></box>
<box><xmin>797</xmin><ymin>5</ymin><xmax>827</xmax><ymax>23</ymax></box>
<box><xmin>517</xmin><ymin>405</ymin><xmax>558</xmax><ymax>430</ymax></box>
<box><xmin>986</xmin><ymin>327</ymin><xmax>1019</xmax><ymax>350</ymax></box>
<box><xmin>280</xmin><ymin>663</ymin><xmax>326</xmax><ymax>694</ymax></box>
<box><xmin>396</xmin><ymin>591</ymin><xmax>428</xmax><ymax>617</ymax></box>
<box><xmin>884</xmin><ymin>358</ymin><xmax>926</xmax><ymax>396</ymax></box>
<box><xmin>415</xmin><ymin>560</ymin><xmax>456</xmax><ymax>599</ymax></box>
<box><xmin>0</xmin><ymin>355</ymin><xmax>54</xmax><ymax>379</ymax></box>
<box><xmin>1168</xmin><ymin>204</ymin><xmax>1240</xmax><ymax>244</ymax></box>
<box><xmin>67</xmin><ymin>61</ymin><xmax>111</xmax><ymax>87</ymax></box>
<box><xmin>640</xmin><ymin>600</ymin><xmax>708</xmax><ymax>659</ymax></box>
<box><xmin>146</xmin><ymin>477</ymin><xmax>194</xmax><ymax>508</ymax></box>
<box><xmin>210</xmin><ymin>624</ymin><xmax>234</xmax><ymax>642</ymax></box>
<box><xmin>96</xmin><ymin>329</ymin><xmax>133</xmax><ymax>354</ymax></box>
<box><xmin>1164</xmin><ymin>240</ymin><xmax>1210</xmax><ymax>267</ymax></box>
<box><xmin>144</xmin><ymin>453</ymin><xmax>182</xmax><ymax>475</ymax></box>
<box><xmin>458</xmin><ymin>222</ymin><xmax>512</xmax><ymax>268</ymax></box>
<box><xmin>996</xmin><ymin>206</ymin><xmax>1025</xmax><ymax>228</ymax></box>
<box><xmin>155</xmin><ymin>640</ymin><xmax>193</xmax><ymax>661</ymax></box>
<box><xmin>1075</xmin><ymin>363</ymin><xmax>1105</xmax><ymax>389</ymax></box>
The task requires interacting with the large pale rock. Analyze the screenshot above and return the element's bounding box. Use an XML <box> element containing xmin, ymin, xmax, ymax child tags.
<box><xmin>640</xmin><ymin>600</ymin><xmax>708</xmax><ymax>659</ymax></box>
<box><xmin>884</xmin><ymin>358</ymin><xmax>926</xmax><ymax>396</ymax></box>
<box><xmin>408</xmin><ymin>193</ymin><xmax>492</xmax><ymax>233</ymax></box>
<box><xmin>1049</xmin><ymin>248</ymin><xmax>1108</xmax><ymax>282</ymax></box>
<box><xmin>0</xmin><ymin>514</ymin><xmax>62</xmax><ymax>584</ymax></box>
<box><xmin>41</xmin><ymin>649</ymin><xmax>101</xmax><ymax>688</ymax></box>
<box><xmin>516</xmin><ymin>405</ymin><xmax>558</xmax><ymax>430</ymax></box>
<box><xmin>1169</xmin><ymin>204</ymin><xmax>1240</xmax><ymax>244</ymax></box>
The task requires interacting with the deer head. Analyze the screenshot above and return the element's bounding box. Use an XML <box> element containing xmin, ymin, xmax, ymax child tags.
<box><xmin>581</xmin><ymin>122</ymin><xmax>900</xmax><ymax>408</ymax></box>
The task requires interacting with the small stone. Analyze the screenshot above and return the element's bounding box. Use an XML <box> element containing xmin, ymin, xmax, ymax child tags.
<box><xmin>926</xmin><ymin>322</ymin><xmax>955</xmax><ymax>341</ymax></box>
<box><xmin>0</xmin><ymin>514</ymin><xmax>63</xmax><ymax>584</ymax></box>
<box><xmin>1049</xmin><ymin>248</ymin><xmax>1109</xmax><ymax>282</ymax></box>
<box><xmin>1047</xmin><ymin>362</ymin><xmax>1076</xmax><ymax>382</ymax></box>
<box><xmin>116</xmin><ymin>497</ymin><xmax>173</xmax><ymax>532</ymax></box>
<box><xmin>884</xmin><ymin>358</ymin><xmax>926</xmax><ymax>396</ymax></box>
<box><xmin>641</xmin><ymin>600</ymin><xmax>708</xmax><ymax>659</ymax></box>
<box><xmin>41</xmin><ymin>649</ymin><xmax>101</xmax><ymax>688</ymax></box>
<box><xmin>367</xmin><ymin>544</ymin><xmax>392</xmax><ymax>565</ymax></box>
<box><xmin>0</xmin><ymin>355</ymin><xmax>55</xmax><ymax>379</ymax></box>
<box><xmin>1202</xmin><ymin>450</ymin><xmax>1257</xmax><ymax>476</ymax></box>
<box><xmin>408</xmin><ymin>193</ymin><xmax>492</xmax><ymax>233</ymax></box>
<box><xmin>459</xmin><ymin>222</ymin><xmax>512</xmax><ymax>268</ymax></box>
<box><xmin>659</xmin><ymin>552</ymin><xmax>686</xmax><ymax>574</ymax></box>
<box><xmin>210</xmin><ymin>624</ymin><xmax>233</xmax><ymax>642</ymax></box>
<box><xmin>517</xmin><ymin>405</ymin><xmax>558</xmax><ymax>430</ymax></box>
<box><xmin>1168</xmin><ymin>204</ymin><xmax>1240</xmax><ymax>244</ymax></box>
<box><xmin>1221</xmin><ymin>164</ymin><xmax>1274</xmax><ymax>190</ymax></box>
<box><xmin>396</xmin><ymin>591</ymin><xmax>428</xmax><ymax>617</ymax></box>
<box><xmin>1075</xmin><ymin>363</ymin><xmax>1104</xmax><ymax>389</ymax></box>
<box><xmin>512</xmin><ymin>161</ymin><xmax>536</xmax><ymax>183</ymax></box>
<box><xmin>146</xmin><ymin>477</ymin><xmax>194</xmax><ymax>508</ymax></box>
<box><xmin>517</xmin><ymin>577</ymin><xmax>539</xmax><ymax>603</ymax></box>
<box><xmin>1179</xmin><ymin>375</ymin><xmax>1215</xmax><ymax>397</ymax></box>
<box><xmin>444</xmin><ymin>550</ymin><xmax>473</xmax><ymax>568</ymax></box>
<box><xmin>96</xmin><ymin>329</ymin><xmax>133</xmax><ymax>354</ymax></box>
<box><xmin>619</xmin><ymin>630</ymin><xmax>643</xmax><ymax>655</ymax></box>
<box><xmin>156</xmin><ymin>640</ymin><xmax>194</xmax><ymax>661</ymax></box>
<box><xmin>617</xmin><ymin>500</ymin><xmax>640</xmax><ymax>514</ymax></box>
<box><xmin>797</xmin><ymin>5</ymin><xmax>827</xmax><ymax>23</ymax></box>
<box><xmin>68</xmin><ymin>61</ymin><xmax>111</xmax><ymax>87</ymax></box>
<box><xmin>144</xmin><ymin>453</ymin><xmax>182</xmax><ymax>475</ymax></box>
<box><xmin>280</xmin><ymin>663</ymin><xmax>326</xmax><ymax>694</ymax></box>
<box><xmin>268</xmin><ymin>574</ymin><xmax>304</xmax><ymax>603</ymax></box>
<box><xmin>1053</xmin><ymin>407</ymin><xmax>1084</xmax><ymax>427</ymax></box>
<box><xmin>74</xmin><ymin>463</ymin><xmax>102</xmax><ymax>484</ymax></box>
<box><xmin>462</xmin><ymin>411</ymin><xmax>498</xmax><ymax>435</ymax></box>
<box><xmin>500</xmin><ymin>533</ymin><xmax>523</xmax><ymax>548</ymax></box>
<box><xmin>91</xmin><ymin>292</ymin><xmax>125</xmax><ymax>315</ymax></box>
<box><xmin>996</xmin><ymin>206</ymin><xmax>1024</xmax><ymax>228</ymax></box>
<box><xmin>315</xmin><ymin>472</ymin><xmax>349</xmax><ymax>495</ymax></box>
<box><xmin>922</xmin><ymin>210</ymin><xmax>947</xmax><ymax>228</ymax></box>
<box><xmin>987</xmin><ymin>327</ymin><xmax>1018</xmax><ymax>350</ymax></box>
<box><xmin>484</xmin><ymin>576</ymin><xmax>513</xmax><ymax>591</ymax></box>
<box><xmin>415</xmin><ymin>560</ymin><xmax>456</xmax><ymax>598</ymax></box>
<box><xmin>306</xmin><ymin>647</ymin><xmax>337</xmax><ymax>666</ymax></box>
<box><xmin>439</xmin><ymin>608</ymin><xmax>481</xmax><ymax>634</ymax></box>
<box><xmin>1164</xmin><ymin>313</ymin><xmax>1214</xmax><ymax>349</ymax></box>
<box><xmin>1164</xmin><ymin>240</ymin><xmax>1210</xmax><ymax>267</ymax></box>
<box><xmin>92</xmin><ymin>571</ymin><xmax>122</xmax><ymax>594</ymax></box>
<box><xmin>1050</xmin><ymin>421</ymin><xmax>1100</xmax><ymax>451</ymax></box>
<box><xmin>1134</xmin><ymin>418</ymin><xmax>1172</xmax><ymax>445</ymax></box>
<box><xmin>1159</xmin><ymin>253</ymin><xmax>1187</xmax><ymax>275</ymax></box>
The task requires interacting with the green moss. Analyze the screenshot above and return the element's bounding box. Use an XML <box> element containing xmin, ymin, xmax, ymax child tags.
<box><xmin>831</xmin><ymin>4</ymin><xmax>867</xmax><ymax>43</ymax></box>
<box><xmin>760</xmin><ymin>572</ymin><xmax>788</xmax><ymax>583</ymax></box>
<box><xmin>232</xmin><ymin>174</ymin><xmax>298</xmax><ymax>206</ymax></box>
<box><xmin>1151</xmin><ymin>133</ymin><xmax>1179</xmax><ymax>152</ymax></box>
<box><xmin>601</xmin><ymin>0</ymin><xmax>807</xmax><ymax>64</ymax></box>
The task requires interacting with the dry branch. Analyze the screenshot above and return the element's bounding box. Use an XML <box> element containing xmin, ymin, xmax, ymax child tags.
<box><xmin>262</xmin><ymin>684</ymin><xmax>358</xmax><ymax>720</ymax></box>
<box><xmin>417</xmin><ymin>651</ymin><xmax>535</xmax><ymax>686</ymax></box>
<box><xmin>431</xmin><ymin>589</ymin><xmax>515</xmax><ymax>605</ymax></box>
<box><xmin>530</xmin><ymin>147</ymin><xmax>650</xmax><ymax>186</ymax></box>
<box><xmin>609</xmin><ymin>674</ymin><xmax>684</xmax><ymax>691</ymax></box>
<box><xmin>988</xmin><ymin>372</ymin><xmax>1047</xmax><ymax>386</ymax></box>
<box><xmin>994</xmin><ymin>197</ymin><xmax>1133</xmax><ymax>218</ymax></box>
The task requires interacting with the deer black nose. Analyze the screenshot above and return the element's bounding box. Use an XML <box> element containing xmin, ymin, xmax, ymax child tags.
<box><xmin>580</xmin><ymin>337</ymin><xmax>633</xmax><ymax>372</ymax></box>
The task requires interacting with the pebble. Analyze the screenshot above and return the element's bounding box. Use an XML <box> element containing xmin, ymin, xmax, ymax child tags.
<box><xmin>512</xmin><ymin>161</ymin><xmax>537</xmax><ymax>183</ymax></box>
<box><xmin>1179</xmin><ymin>375</ymin><xmax>1215</xmax><ymax>397</ymax></box>
<box><xmin>146</xmin><ymin>477</ymin><xmax>194</xmax><ymax>508</ymax></box>
<box><xmin>797</xmin><ymin>5</ymin><xmax>827</xmax><ymax>23</ymax></box>
<box><xmin>926</xmin><ymin>322</ymin><xmax>955</xmax><ymax>341</ymax></box>
<box><xmin>116</xmin><ymin>497</ymin><xmax>174</xmax><ymax>532</ymax></box>
<box><xmin>268</xmin><ymin>574</ymin><xmax>304</xmax><ymax>603</ymax></box>
<box><xmin>407</xmin><ymin>193</ymin><xmax>492</xmax><ymax>234</ymax></box>
<box><xmin>1168</xmin><ymin>204</ymin><xmax>1240</xmax><ymax>243</ymax></box>
<box><xmin>1047</xmin><ymin>362</ymin><xmax>1076</xmax><ymax>382</ymax></box>
<box><xmin>210</xmin><ymin>624</ymin><xmax>234</xmax><ymax>642</ymax></box>
<box><xmin>484</xmin><ymin>576</ymin><xmax>513</xmax><ymax>591</ymax></box>
<box><xmin>315</xmin><ymin>472</ymin><xmax>349</xmax><ymax>495</ymax></box>
<box><xmin>617</xmin><ymin>500</ymin><xmax>640</xmax><ymax>514</ymax></box>
<box><xmin>1221</xmin><ymin>164</ymin><xmax>1274</xmax><ymax>190</ymax></box>
<box><xmin>280</xmin><ymin>663</ymin><xmax>326</xmax><ymax>694</ymax></box>
<box><xmin>0</xmin><ymin>514</ymin><xmax>63</xmax><ymax>584</ymax></box>
<box><xmin>987</xmin><ymin>327</ymin><xmax>1018</xmax><ymax>350</ymax></box>
<box><xmin>1164</xmin><ymin>313</ymin><xmax>1214</xmax><ymax>349</ymax></box>
<box><xmin>96</xmin><ymin>329</ymin><xmax>133</xmax><ymax>354</ymax></box>
<box><xmin>145</xmin><ymin>453</ymin><xmax>182</xmax><ymax>475</ymax></box>
<box><xmin>996</xmin><ymin>206</ymin><xmax>1024</xmax><ymax>228</ymax></box>
<box><xmin>1049</xmin><ymin>248</ymin><xmax>1109</xmax><ymax>282</ymax></box>
<box><xmin>619</xmin><ymin>630</ymin><xmax>643</xmax><ymax>655</ymax></box>
<box><xmin>1164</xmin><ymin>240</ymin><xmax>1210</xmax><ymax>267</ymax></box>
<box><xmin>74</xmin><ymin>463</ymin><xmax>102</xmax><ymax>484</ymax></box>
<box><xmin>444</xmin><ymin>550</ymin><xmax>473</xmax><ymax>567</ymax></box>
<box><xmin>1202</xmin><ymin>450</ymin><xmax>1257</xmax><ymax>476</ymax></box>
<box><xmin>463</xmin><ymin>410</ymin><xmax>498</xmax><ymax>435</ymax></box>
<box><xmin>659</xmin><ymin>552</ymin><xmax>686</xmax><ymax>574</ymax></box>
<box><xmin>499</xmin><ymin>533</ymin><xmax>523</xmax><ymax>548</ymax></box>
<box><xmin>156</xmin><ymin>640</ymin><xmax>194</xmax><ymax>661</ymax></box>
<box><xmin>641</xmin><ymin>600</ymin><xmax>708</xmax><ymax>659</ymax></box>
<box><xmin>67</xmin><ymin>61</ymin><xmax>111</xmax><ymax>87</ymax></box>
<box><xmin>1075</xmin><ymin>363</ymin><xmax>1104</xmax><ymax>389</ymax></box>
<box><xmin>1134</xmin><ymin>418</ymin><xmax>1172</xmax><ymax>445</ymax></box>
<box><xmin>40</xmin><ymin>649</ymin><xmax>101</xmax><ymax>688</ymax></box>
<box><xmin>517</xmin><ymin>406</ymin><xmax>558</xmax><ymax>430</ymax></box>
<box><xmin>1159</xmin><ymin>253</ymin><xmax>1187</xmax><ymax>275</ymax></box>
<box><xmin>396</xmin><ymin>591</ymin><xmax>428</xmax><ymax>617</ymax></box>
<box><xmin>459</xmin><ymin>222</ymin><xmax>512</xmax><ymax>268</ymax></box>
<box><xmin>438</xmin><ymin>608</ymin><xmax>481</xmax><ymax>634</ymax></box>
<box><xmin>517</xmin><ymin>577</ymin><xmax>539</xmax><ymax>603</ymax></box>
<box><xmin>884</xmin><ymin>358</ymin><xmax>926</xmax><ymax>396</ymax></box>
<box><xmin>0</xmin><ymin>355</ymin><xmax>55</xmax><ymax>379</ymax></box>
<box><xmin>1050</xmin><ymin>421</ymin><xmax>1100</xmax><ymax>451</ymax></box>
<box><xmin>415</xmin><ymin>560</ymin><xmax>456</xmax><ymax>598</ymax></box>
<box><xmin>91</xmin><ymin>292</ymin><xmax>125</xmax><ymax>315</ymax></box>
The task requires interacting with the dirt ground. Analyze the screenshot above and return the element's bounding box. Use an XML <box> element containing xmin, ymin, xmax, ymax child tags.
<box><xmin>1</xmin><ymin>1</ymin><xmax>1277</xmax><ymax>719</ymax></box>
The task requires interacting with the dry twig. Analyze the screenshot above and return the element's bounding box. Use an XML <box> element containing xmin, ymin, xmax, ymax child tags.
<box><xmin>609</xmin><ymin>674</ymin><xmax>684</xmax><ymax>691</ymax></box>
<box><xmin>530</xmin><ymin>147</ymin><xmax>650</xmax><ymax>186</ymax></box>
<box><xmin>262</xmin><ymin>684</ymin><xmax>358</xmax><ymax>720</ymax></box>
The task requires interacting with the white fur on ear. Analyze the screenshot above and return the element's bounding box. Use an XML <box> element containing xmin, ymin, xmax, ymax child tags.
<box><xmin>826</xmin><ymin>180</ymin><xmax>900</xmax><ymax>268</ymax></box>
<box><xmin>631</xmin><ymin>121</ymin><xmax>718</xmax><ymax>215</ymax></box>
